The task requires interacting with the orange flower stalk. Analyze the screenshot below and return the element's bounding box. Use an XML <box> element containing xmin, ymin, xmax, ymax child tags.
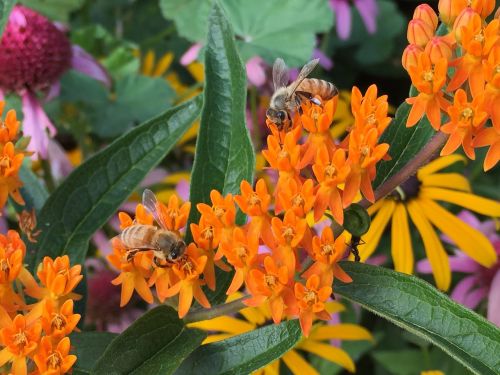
<box><xmin>406</xmin><ymin>54</ymin><xmax>449</xmax><ymax>129</ymax></box>
<box><xmin>440</xmin><ymin>89</ymin><xmax>488</xmax><ymax>158</ymax></box>
<box><xmin>33</xmin><ymin>336</ymin><xmax>76</xmax><ymax>375</ymax></box>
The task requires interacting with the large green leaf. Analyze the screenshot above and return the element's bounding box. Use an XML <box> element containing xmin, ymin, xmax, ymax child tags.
<box><xmin>186</xmin><ymin>3</ymin><xmax>254</xmax><ymax>304</ymax></box>
<box><xmin>160</xmin><ymin>0</ymin><xmax>333</xmax><ymax>65</ymax></box>
<box><xmin>335</xmin><ymin>262</ymin><xmax>500</xmax><ymax>375</ymax></box>
<box><xmin>19</xmin><ymin>0</ymin><xmax>84</xmax><ymax>22</ymax></box>
<box><xmin>176</xmin><ymin>320</ymin><xmax>302</xmax><ymax>374</ymax></box>
<box><xmin>17</xmin><ymin>164</ymin><xmax>49</xmax><ymax>213</ymax></box>
<box><xmin>373</xmin><ymin>102</ymin><xmax>436</xmax><ymax>189</ymax></box>
<box><xmin>92</xmin><ymin>306</ymin><xmax>206</xmax><ymax>375</ymax></box>
<box><xmin>0</xmin><ymin>0</ymin><xmax>14</xmax><ymax>37</ymax></box>
<box><xmin>71</xmin><ymin>332</ymin><xmax>117</xmax><ymax>375</ymax></box>
<box><xmin>28</xmin><ymin>96</ymin><xmax>202</xmax><ymax>270</ymax></box>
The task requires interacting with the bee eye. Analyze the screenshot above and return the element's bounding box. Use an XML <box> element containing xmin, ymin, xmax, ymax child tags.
<box><xmin>278</xmin><ymin>111</ymin><xmax>286</xmax><ymax>121</ymax></box>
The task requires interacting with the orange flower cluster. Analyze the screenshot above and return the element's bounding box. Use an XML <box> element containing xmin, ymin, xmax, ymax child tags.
<box><xmin>0</xmin><ymin>102</ymin><xmax>26</xmax><ymax>210</ymax></box>
<box><xmin>112</xmin><ymin>88</ymin><xmax>391</xmax><ymax>336</ymax></box>
<box><xmin>402</xmin><ymin>1</ymin><xmax>500</xmax><ymax>170</ymax></box>
<box><xmin>0</xmin><ymin>230</ymin><xmax>81</xmax><ymax>375</ymax></box>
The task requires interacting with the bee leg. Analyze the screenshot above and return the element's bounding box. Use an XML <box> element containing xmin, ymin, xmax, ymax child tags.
<box><xmin>153</xmin><ymin>257</ymin><xmax>171</xmax><ymax>268</ymax></box>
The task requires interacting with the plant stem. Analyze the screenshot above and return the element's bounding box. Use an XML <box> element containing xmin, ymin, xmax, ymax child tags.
<box><xmin>360</xmin><ymin>131</ymin><xmax>448</xmax><ymax>208</ymax></box>
<box><xmin>184</xmin><ymin>296</ymin><xmax>247</xmax><ymax>323</ymax></box>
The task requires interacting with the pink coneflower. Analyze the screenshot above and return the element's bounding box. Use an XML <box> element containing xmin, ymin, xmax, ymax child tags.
<box><xmin>417</xmin><ymin>211</ymin><xmax>500</xmax><ymax>326</ymax></box>
<box><xmin>0</xmin><ymin>5</ymin><xmax>109</xmax><ymax>159</ymax></box>
<box><xmin>329</xmin><ymin>0</ymin><xmax>379</xmax><ymax>40</ymax></box>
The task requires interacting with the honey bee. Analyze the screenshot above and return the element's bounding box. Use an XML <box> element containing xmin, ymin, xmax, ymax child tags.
<box><xmin>117</xmin><ymin>189</ymin><xmax>186</xmax><ymax>267</ymax></box>
<box><xmin>266</xmin><ymin>58</ymin><xmax>338</xmax><ymax>131</ymax></box>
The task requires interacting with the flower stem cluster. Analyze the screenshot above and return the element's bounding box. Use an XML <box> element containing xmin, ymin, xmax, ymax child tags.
<box><xmin>402</xmin><ymin>0</ymin><xmax>500</xmax><ymax>170</ymax></box>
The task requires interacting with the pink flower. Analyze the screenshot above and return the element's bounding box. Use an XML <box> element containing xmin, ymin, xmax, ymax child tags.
<box><xmin>417</xmin><ymin>211</ymin><xmax>500</xmax><ymax>326</ymax></box>
<box><xmin>246</xmin><ymin>56</ymin><xmax>266</xmax><ymax>87</ymax></box>
<box><xmin>329</xmin><ymin>0</ymin><xmax>379</xmax><ymax>40</ymax></box>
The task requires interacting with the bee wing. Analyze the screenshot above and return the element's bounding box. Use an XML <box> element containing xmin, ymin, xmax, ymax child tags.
<box><xmin>272</xmin><ymin>58</ymin><xmax>289</xmax><ymax>90</ymax></box>
<box><xmin>142</xmin><ymin>189</ymin><xmax>168</xmax><ymax>230</ymax></box>
<box><xmin>287</xmin><ymin>58</ymin><xmax>320</xmax><ymax>98</ymax></box>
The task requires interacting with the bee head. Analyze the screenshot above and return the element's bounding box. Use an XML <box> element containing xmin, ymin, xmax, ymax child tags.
<box><xmin>167</xmin><ymin>240</ymin><xmax>186</xmax><ymax>261</ymax></box>
<box><xmin>266</xmin><ymin>108</ymin><xmax>287</xmax><ymax>125</ymax></box>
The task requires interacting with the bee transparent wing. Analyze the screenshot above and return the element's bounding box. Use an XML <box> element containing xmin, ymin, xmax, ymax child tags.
<box><xmin>142</xmin><ymin>189</ymin><xmax>168</xmax><ymax>229</ymax></box>
<box><xmin>272</xmin><ymin>58</ymin><xmax>289</xmax><ymax>90</ymax></box>
<box><xmin>287</xmin><ymin>58</ymin><xmax>320</xmax><ymax>98</ymax></box>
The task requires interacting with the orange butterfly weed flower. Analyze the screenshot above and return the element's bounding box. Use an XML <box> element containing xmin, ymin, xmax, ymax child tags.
<box><xmin>402</xmin><ymin>44</ymin><xmax>424</xmax><ymax>71</ymax></box>
<box><xmin>0</xmin><ymin>312</ymin><xmax>41</xmax><ymax>375</ymax></box>
<box><xmin>118</xmin><ymin>203</ymin><xmax>153</xmax><ymax>229</ymax></box>
<box><xmin>351</xmin><ymin>85</ymin><xmax>391</xmax><ymax>136</ymax></box>
<box><xmin>413</xmin><ymin>4</ymin><xmax>438</xmax><ymax>30</ymax></box>
<box><xmin>0</xmin><ymin>103</ymin><xmax>20</xmax><ymax>144</ymax></box>
<box><xmin>407</xmin><ymin>18</ymin><xmax>435</xmax><ymax>48</ymax></box>
<box><xmin>220</xmin><ymin>227</ymin><xmax>259</xmax><ymax>295</ymax></box>
<box><xmin>313</xmin><ymin>146</ymin><xmax>350</xmax><ymax>224</ymax></box>
<box><xmin>438</xmin><ymin>0</ymin><xmax>467</xmax><ymax>25</ymax></box>
<box><xmin>157</xmin><ymin>194</ymin><xmax>191</xmax><ymax>232</ymax></box>
<box><xmin>440</xmin><ymin>89</ymin><xmax>488</xmax><ymax>159</ymax></box>
<box><xmin>303</xmin><ymin>228</ymin><xmax>352</xmax><ymax>286</ymax></box>
<box><xmin>41</xmin><ymin>299</ymin><xmax>80</xmax><ymax>340</ymax></box>
<box><xmin>191</xmin><ymin>216</ymin><xmax>221</xmax><ymax>290</ymax></box>
<box><xmin>245</xmin><ymin>255</ymin><xmax>293</xmax><ymax>324</ymax></box>
<box><xmin>161</xmin><ymin>243</ymin><xmax>210</xmax><ymax>318</ymax></box>
<box><xmin>0</xmin><ymin>141</ymin><xmax>25</xmax><ymax>208</ymax></box>
<box><xmin>473</xmin><ymin>126</ymin><xmax>500</xmax><ymax>170</ymax></box>
<box><xmin>276</xmin><ymin>178</ymin><xmax>315</xmax><ymax>217</ymax></box>
<box><xmin>424</xmin><ymin>36</ymin><xmax>453</xmax><ymax>64</ymax></box>
<box><xmin>483</xmin><ymin>45</ymin><xmax>500</xmax><ymax>129</ymax></box>
<box><xmin>33</xmin><ymin>336</ymin><xmax>76</xmax><ymax>375</ymax></box>
<box><xmin>291</xmin><ymin>274</ymin><xmax>332</xmax><ymax>337</ymax></box>
<box><xmin>406</xmin><ymin>54</ymin><xmax>449</xmax><ymax>129</ymax></box>
<box><xmin>197</xmin><ymin>190</ymin><xmax>236</xmax><ymax>244</ymax></box>
<box><xmin>36</xmin><ymin>256</ymin><xmax>83</xmax><ymax>302</ymax></box>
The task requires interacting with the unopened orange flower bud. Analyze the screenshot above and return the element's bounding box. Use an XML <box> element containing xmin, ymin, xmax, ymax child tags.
<box><xmin>414</xmin><ymin>4</ymin><xmax>439</xmax><ymax>31</ymax></box>
<box><xmin>471</xmin><ymin>0</ymin><xmax>495</xmax><ymax>19</ymax></box>
<box><xmin>453</xmin><ymin>8</ymin><xmax>481</xmax><ymax>42</ymax></box>
<box><xmin>402</xmin><ymin>44</ymin><xmax>424</xmax><ymax>70</ymax></box>
<box><xmin>407</xmin><ymin>19</ymin><xmax>435</xmax><ymax>47</ymax></box>
<box><xmin>425</xmin><ymin>37</ymin><xmax>453</xmax><ymax>63</ymax></box>
<box><xmin>438</xmin><ymin>0</ymin><xmax>468</xmax><ymax>25</ymax></box>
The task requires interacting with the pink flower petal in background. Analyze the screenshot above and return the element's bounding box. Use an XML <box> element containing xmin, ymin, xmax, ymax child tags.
<box><xmin>354</xmin><ymin>0</ymin><xmax>378</xmax><ymax>34</ymax></box>
<box><xmin>246</xmin><ymin>56</ymin><xmax>266</xmax><ymax>87</ymax></box>
<box><xmin>450</xmin><ymin>275</ymin><xmax>480</xmax><ymax>307</ymax></box>
<box><xmin>487</xmin><ymin>270</ymin><xmax>500</xmax><ymax>326</ymax></box>
<box><xmin>140</xmin><ymin>168</ymin><xmax>168</xmax><ymax>187</ymax></box>
<box><xmin>92</xmin><ymin>229</ymin><xmax>113</xmax><ymax>257</ymax></box>
<box><xmin>71</xmin><ymin>45</ymin><xmax>111</xmax><ymax>88</ymax></box>
<box><xmin>180</xmin><ymin>43</ymin><xmax>202</xmax><ymax>66</ymax></box>
<box><xmin>313</xmin><ymin>48</ymin><xmax>333</xmax><ymax>70</ymax></box>
<box><xmin>47</xmin><ymin>139</ymin><xmax>73</xmax><ymax>181</ymax></box>
<box><xmin>175</xmin><ymin>179</ymin><xmax>190</xmax><ymax>202</ymax></box>
<box><xmin>330</xmin><ymin>0</ymin><xmax>352</xmax><ymax>40</ymax></box>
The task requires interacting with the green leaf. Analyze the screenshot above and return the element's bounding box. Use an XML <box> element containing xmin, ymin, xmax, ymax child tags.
<box><xmin>0</xmin><ymin>0</ymin><xmax>14</xmax><ymax>37</ymax></box>
<box><xmin>27</xmin><ymin>96</ymin><xmax>202</xmax><ymax>270</ymax></box>
<box><xmin>19</xmin><ymin>0</ymin><xmax>84</xmax><ymax>22</ymax></box>
<box><xmin>186</xmin><ymin>2</ymin><xmax>254</xmax><ymax>304</ymax></box>
<box><xmin>373</xmin><ymin>102</ymin><xmax>436</xmax><ymax>189</ymax></box>
<box><xmin>175</xmin><ymin>320</ymin><xmax>302</xmax><ymax>375</ymax></box>
<box><xmin>372</xmin><ymin>349</ymin><xmax>426</xmax><ymax>375</ymax></box>
<box><xmin>335</xmin><ymin>262</ymin><xmax>500</xmax><ymax>375</ymax></box>
<box><xmin>17</xmin><ymin>164</ymin><xmax>49</xmax><ymax>213</ymax></box>
<box><xmin>71</xmin><ymin>332</ymin><xmax>117</xmax><ymax>375</ymax></box>
<box><xmin>92</xmin><ymin>306</ymin><xmax>206</xmax><ymax>375</ymax></box>
<box><xmin>160</xmin><ymin>0</ymin><xmax>333</xmax><ymax>65</ymax></box>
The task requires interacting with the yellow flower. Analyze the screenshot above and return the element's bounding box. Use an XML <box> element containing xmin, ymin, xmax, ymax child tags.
<box><xmin>421</xmin><ymin>371</ymin><xmax>445</xmax><ymax>375</ymax></box>
<box><xmin>330</xmin><ymin>90</ymin><xmax>353</xmax><ymax>140</ymax></box>
<box><xmin>188</xmin><ymin>293</ymin><xmax>372</xmax><ymax>374</ymax></box>
<box><xmin>358</xmin><ymin>155</ymin><xmax>500</xmax><ymax>291</ymax></box>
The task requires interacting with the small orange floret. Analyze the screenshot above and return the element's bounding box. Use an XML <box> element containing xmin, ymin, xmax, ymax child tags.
<box><xmin>37</xmin><ymin>256</ymin><xmax>83</xmax><ymax>301</ymax></box>
<box><xmin>41</xmin><ymin>299</ymin><xmax>80</xmax><ymax>340</ymax></box>
<box><xmin>33</xmin><ymin>336</ymin><xmax>77</xmax><ymax>375</ymax></box>
<box><xmin>473</xmin><ymin>126</ymin><xmax>500</xmax><ymax>170</ymax></box>
<box><xmin>276</xmin><ymin>178</ymin><xmax>315</xmax><ymax>217</ymax></box>
<box><xmin>413</xmin><ymin>4</ymin><xmax>438</xmax><ymax>30</ymax></box>
<box><xmin>157</xmin><ymin>194</ymin><xmax>191</xmax><ymax>232</ymax></box>
<box><xmin>0</xmin><ymin>104</ymin><xmax>20</xmax><ymax>144</ymax></box>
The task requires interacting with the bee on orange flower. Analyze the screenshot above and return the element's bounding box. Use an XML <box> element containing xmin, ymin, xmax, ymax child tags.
<box><xmin>117</xmin><ymin>189</ymin><xmax>187</xmax><ymax>267</ymax></box>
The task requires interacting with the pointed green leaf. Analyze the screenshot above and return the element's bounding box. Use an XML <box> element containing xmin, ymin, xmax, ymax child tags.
<box><xmin>335</xmin><ymin>262</ymin><xmax>500</xmax><ymax>375</ymax></box>
<box><xmin>176</xmin><ymin>320</ymin><xmax>302</xmax><ymax>375</ymax></box>
<box><xmin>186</xmin><ymin>3</ymin><xmax>254</xmax><ymax>304</ymax></box>
<box><xmin>28</xmin><ymin>97</ymin><xmax>202</xmax><ymax>270</ymax></box>
<box><xmin>0</xmin><ymin>0</ymin><xmax>14</xmax><ymax>37</ymax></box>
<box><xmin>92</xmin><ymin>306</ymin><xmax>206</xmax><ymax>375</ymax></box>
<box><xmin>71</xmin><ymin>332</ymin><xmax>117</xmax><ymax>375</ymax></box>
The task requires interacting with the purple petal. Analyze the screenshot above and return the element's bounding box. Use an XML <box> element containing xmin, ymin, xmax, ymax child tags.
<box><xmin>353</xmin><ymin>0</ymin><xmax>378</xmax><ymax>34</ymax></box>
<box><xmin>246</xmin><ymin>56</ymin><xmax>267</xmax><ymax>87</ymax></box>
<box><xmin>416</xmin><ymin>259</ymin><xmax>433</xmax><ymax>273</ymax></box>
<box><xmin>288</xmin><ymin>68</ymin><xmax>300</xmax><ymax>82</ymax></box>
<box><xmin>180</xmin><ymin>43</ymin><xmax>202</xmax><ymax>66</ymax></box>
<box><xmin>175</xmin><ymin>179</ymin><xmax>190</xmax><ymax>202</ymax></box>
<box><xmin>9</xmin><ymin>7</ymin><xmax>27</xmax><ymax>28</ymax></box>
<box><xmin>331</xmin><ymin>0</ymin><xmax>352</xmax><ymax>40</ymax></box>
<box><xmin>448</xmin><ymin>254</ymin><xmax>481</xmax><ymax>273</ymax></box>
<box><xmin>22</xmin><ymin>91</ymin><xmax>57</xmax><ymax>159</ymax></box>
<box><xmin>451</xmin><ymin>275</ymin><xmax>478</xmax><ymax>306</ymax></box>
<box><xmin>45</xmin><ymin>81</ymin><xmax>61</xmax><ymax>102</ymax></box>
<box><xmin>140</xmin><ymin>168</ymin><xmax>168</xmax><ymax>187</ymax></box>
<box><xmin>487</xmin><ymin>269</ymin><xmax>500</xmax><ymax>326</ymax></box>
<box><xmin>365</xmin><ymin>254</ymin><xmax>387</xmax><ymax>266</ymax></box>
<box><xmin>457</xmin><ymin>210</ymin><xmax>481</xmax><ymax>228</ymax></box>
<box><xmin>328</xmin><ymin>312</ymin><xmax>342</xmax><ymax>347</ymax></box>
<box><xmin>92</xmin><ymin>230</ymin><xmax>112</xmax><ymax>256</ymax></box>
<box><xmin>71</xmin><ymin>45</ymin><xmax>111</xmax><ymax>88</ymax></box>
<box><xmin>313</xmin><ymin>48</ymin><xmax>333</xmax><ymax>70</ymax></box>
<box><xmin>47</xmin><ymin>139</ymin><xmax>73</xmax><ymax>181</ymax></box>
<box><xmin>463</xmin><ymin>286</ymin><xmax>488</xmax><ymax>310</ymax></box>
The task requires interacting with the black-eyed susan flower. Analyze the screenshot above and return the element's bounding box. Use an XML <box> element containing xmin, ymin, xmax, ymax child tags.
<box><xmin>358</xmin><ymin>155</ymin><xmax>500</xmax><ymax>291</ymax></box>
<box><xmin>188</xmin><ymin>293</ymin><xmax>373</xmax><ymax>374</ymax></box>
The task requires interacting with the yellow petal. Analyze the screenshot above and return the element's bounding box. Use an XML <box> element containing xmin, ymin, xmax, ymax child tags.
<box><xmin>367</xmin><ymin>198</ymin><xmax>385</xmax><ymax>215</ymax></box>
<box><xmin>163</xmin><ymin>171</ymin><xmax>192</xmax><ymax>185</ymax></box>
<box><xmin>187</xmin><ymin>62</ymin><xmax>205</xmax><ymax>82</ymax></box>
<box><xmin>407</xmin><ymin>200</ymin><xmax>451</xmax><ymax>291</ymax></box>
<box><xmin>281</xmin><ymin>350</ymin><xmax>319</xmax><ymax>375</ymax></box>
<box><xmin>259</xmin><ymin>359</ymin><xmax>280</xmax><ymax>375</ymax></box>
<box><xmin>391</xmin><ymin>203</ymin><xmax>414</xmax><ymax>274</ymax></box>
<box><xmin>418</xmin><ymin>198</ymin><xmax>497</xmax><ymax>267</ymax></box>
<box><xmin>308</xmin><ymin>324</ymin><xmax>373</xmax><ymax>341</ymax></box>
<box><xmin>239</xmin><ymin>306</ymin><xmax>268</xmax><ymax>326</ymax></box>
<box><xmin>325</xmin><ymin>301</ymin><xmax>346</xmax><ymax>314</ymax></box>
<box><xmin>0</xmin><ymin>347</ymin><xmax>13</xmax><ymax>367</ymax></box>
<box><xmin>153</xmin><ymin>52</ymin><xmax>174</xmax><ymax>77</ymax></box>
<box><xmin>187</xmin><ymin>316</ymin><xmax>255</xmax><ymax>334</ymax></box>
<box><xmin>420</xmin><ymin>187</ymin><xmax>500</xmax><ymax>217</ymax></box>
<box><xmin>417</xmin><ymin>155</ymin><xmax>466</xmax><ymax>178</ymax></box>
<box><xmin>298</xmin><ymin>341</ymin><xmax>355</xmax><ymax>373</ymax></box>
<box><xmin>420</xmin><ymin>173</ymin><xmax>471</xmax><ymax>192</ymax></box>
<box><xmin>359</xmin><ymin>200</ymin><xmax>396</xmax><ymax>261</ymax></box>
<box><xmin>202</xmin><ymin>333</ymin><xmax>236</xmax><ymax>344</ymax></box>
<box><xmin>142</xmin><ymin>50</ymin><xmax>155</xmax><ymax>76</ymax></box>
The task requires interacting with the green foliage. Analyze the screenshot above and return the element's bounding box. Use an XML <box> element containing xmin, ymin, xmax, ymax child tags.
<box><xmin>176</xmin><ymin>320</ymin><xmax>302</xmax><ymax>374</ymax></box>
<box><xmin>92</xmin><ymin>306</ymin><xmax>206</xmax><ymax>375</ymax></box>
<box><xmin>160</xmin><ymin>0</ymin><xmax>333</xmax><ymax>65</ymax></box>
<box><xmin>343</xmin><ymin>204</ymin><xmax>371</xmax><ymax>237</ymax></box>
<box><xmin>335</xmin><ymin>262</ymin><xmax>500</xmax><ymax>375</ymax></box>
<box><xmin>16</xmin><ymin>164</ymin><xmax>49</xmax><ymax>213</ymax></box>
<box><xmin>71</xmin><ymin>332</ymin><xmax>117</xmax><ymax>375</ymax></box>
<box><xmin>0</xmin><ymin>0</ymin><xmax>14</xmax><ymax>37</ymax></box>
<box><xmin>19</xmin><ymin>0</ymin><xmax>84</xmax><ymax>22</ymax></box>
<box><xmin>27</xmin><ymin>96</ymin><xmax>202</xmax><ymax>269</ymax></box>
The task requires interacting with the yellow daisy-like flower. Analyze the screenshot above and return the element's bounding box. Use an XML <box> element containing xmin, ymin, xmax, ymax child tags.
<box><xmin>358</xmin><ymin>155</ymin><xmax>500</xmax><ymax>291</ymax></box>
<box><xmin>188</xmin><ymin>294</ymin><xmax>373</xmax><ymax>374</ymax></box>
<box><xmin>330</xmin><ymin>90</ymin><xmax>353</xmax><ymax>140</ymax></box>
<box><xmin>421</xmin><ymin>371</ymin><xmax>444</xmax><ymax>375</ymax></box>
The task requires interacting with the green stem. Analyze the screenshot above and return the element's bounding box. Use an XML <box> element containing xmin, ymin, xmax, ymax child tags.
<box><xmin>184</xmin><ymin>296</ymin><xmax>247</xmax><ymax>323</ymax></box>
<box><xmin>41</xmin><ymin>158</ymin><xmax>56</xmax><ymax>193</ymax></box>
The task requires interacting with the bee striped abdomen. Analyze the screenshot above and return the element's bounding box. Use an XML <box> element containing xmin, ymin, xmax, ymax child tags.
<box><xmin>298</xmin><ymin>78</ymin><xmax>338</xmax><ymax>100</ymax></box>
<box><xmin>120</xmin><ymin>224</ymin><xmax>156</xmax><ymax>249</ymax></box>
